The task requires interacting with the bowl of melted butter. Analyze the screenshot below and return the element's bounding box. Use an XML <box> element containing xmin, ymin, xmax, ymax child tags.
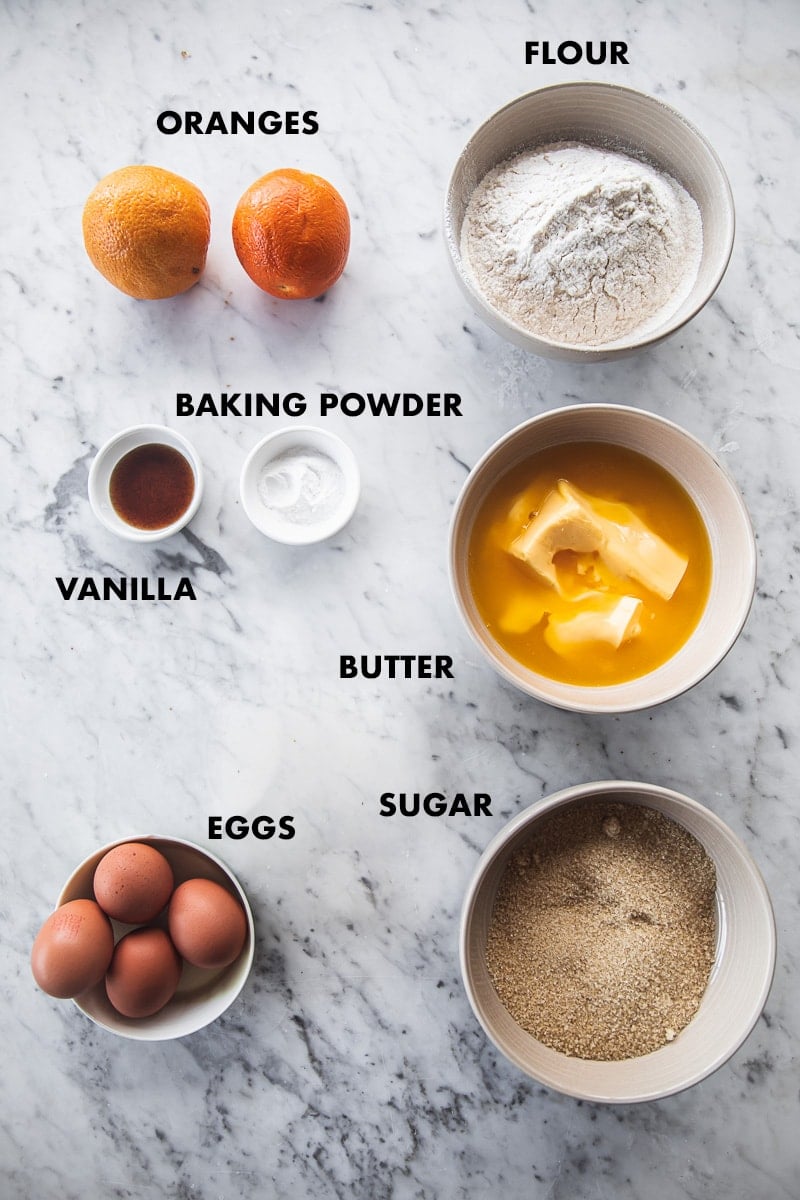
<box><xmin>449</xmin><ymin>405</ymin><xmax>755</xmax><ymax>712</ymax></box>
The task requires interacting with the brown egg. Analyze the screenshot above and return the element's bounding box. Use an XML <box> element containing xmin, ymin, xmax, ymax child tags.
<box><xmin>93</xmin><ymin>842</ymin><xmax>174</xmax><ymax>924</ymax></box>
<box><xmin>105</xmin><ymin>927</ymin><xmax>182</xmax><ymax>1018</ymax></box>
<box><xmin>168</xmin><ymin>878</ymin><xmax>247</xmax><ymax>970</ymax></box>
<box><xmin>31</xmin><ymin>899</ymin><xmax>114</xmax><ymax>999</ymax></box>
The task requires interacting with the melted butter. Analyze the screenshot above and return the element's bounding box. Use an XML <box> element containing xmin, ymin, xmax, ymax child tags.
<box><xmin>468</xmin><ymin>443</ymin><xmax>712</xmax><ymax>686</ymax></box>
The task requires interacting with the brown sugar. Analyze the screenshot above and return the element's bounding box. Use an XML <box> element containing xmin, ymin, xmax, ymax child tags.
<box><xmin>485</xmin><ymin>801</ymin><xmax>717</xmax><ymax>1061</ymax></box>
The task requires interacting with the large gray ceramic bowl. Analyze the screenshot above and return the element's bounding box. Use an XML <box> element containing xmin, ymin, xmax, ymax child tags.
<box><xmin>460</xmin><ymin>781</ymin><xmax>776</xmax><ymax>1103</ymax></box>
<box><xmin>445</xmin><ymin>83</ymin><xmax>735</xmax><ymax>361</ymax></box>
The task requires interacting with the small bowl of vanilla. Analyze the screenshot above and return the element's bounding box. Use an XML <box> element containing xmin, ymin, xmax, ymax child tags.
<box><xmin>444</xmin><ymin>82</ymin><xmax>735</xmax><ymax>361</ymax></box>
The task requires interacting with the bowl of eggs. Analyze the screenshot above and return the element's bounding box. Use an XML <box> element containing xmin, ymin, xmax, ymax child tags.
<box><xmin>444</xmin><ymin>82</ymin><xmax>735</xmax><ymax>361</ymax></box>
<box><xmin>31</xmin><ymin>836</ymin><xmax>255</xmax><ymax>1040</ymax></box>
<box><xmin>449</xmin><ymin>404</ymin><xmax>756</xmax><ymax>713</ymax></box>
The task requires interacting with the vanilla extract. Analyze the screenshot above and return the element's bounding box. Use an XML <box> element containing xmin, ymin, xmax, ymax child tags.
<box><xmin>109</xmin><ymin>443</ymin><xmax>194</xmax><ymax>530</ymax></box>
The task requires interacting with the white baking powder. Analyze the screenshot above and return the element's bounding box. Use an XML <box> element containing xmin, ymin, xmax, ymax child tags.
<box><xmin>461</xmin><ymin>142</ymin><xmax>703</xmax><ymax>348</ymax></box>
<box><xmin>257</xmin><ymin>447</ymin><xmax>345</xmax><ymax>526</ymax></box>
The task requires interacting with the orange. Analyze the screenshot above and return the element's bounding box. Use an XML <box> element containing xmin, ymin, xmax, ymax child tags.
<box><xmin>232</xmin><ymin>168</ymin><xmax>350</xmax><ymax>299</ymax></box>
<box><xmin>82</xmin><ymin>165</ymin><xmax>210</xmax><ymax>300</ymax></box>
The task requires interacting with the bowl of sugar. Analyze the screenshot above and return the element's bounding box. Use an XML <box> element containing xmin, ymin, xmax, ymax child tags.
<box><xmin>460</xmin><ymin>781</ymin><xmax>776</xmax><ymax>1103</ymax></box>
<box><xmin>445</xmin><ymin>83</ymin><xmax>735</xmax><ymax>361</ymax></box>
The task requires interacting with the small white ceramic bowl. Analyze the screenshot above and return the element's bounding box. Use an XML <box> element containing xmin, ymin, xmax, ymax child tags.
<box><xmin>88</xmin><ymin>425</ymin><xmax>203</xmax><ymax>542</ymax></box>
<box><xmin>461</xmin><ymin>781</ymin><xmax>776</xmax><ymax>1103</ymax></box>
<box><xmin>240</xmin><ymin>425</ymin><xmax>360</xmax><ymax>544</ymax></box>
<box><xmin>55</xmin><ymin>835</ymin><xmax>255</xmax><ymax>1041</ymax></box>
<box><xmin>449</xmin><ymin>404</ymin><xmax>755</xmax><ymax>713</ymax></box>
<box><xmin>445</xmin><ymin>82</ymin><xmax>735</xmax><ymax>361</ymax></box>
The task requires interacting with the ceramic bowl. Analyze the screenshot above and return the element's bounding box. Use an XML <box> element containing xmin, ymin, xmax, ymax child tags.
<box><xmin>444</xmin><ymin>82</ymin><xmax>735</xmax><ymax>361</ymax></box>
<box><xmin>55</xmin><ymin>835</ymin><xmax>255</xmax><ymax>1040</ymax></box>
<box><xmin>240</xmin><ymin>425</ymin><xmax>360</xmax><ymax>544</ymax></box>
<box><xmin>460</xmin><ymin>781</ymin><xmax>776</xmax><ymax>1103</ymax></box>
<box><xmin>88</xmin><ymin>424</ymin><xmax>203</xmax><ymax>542</ymax></box>
<box><xmin>449</xmin><ymin>404</ymin><xmax>755</xmax><ymax>713</ymax></box>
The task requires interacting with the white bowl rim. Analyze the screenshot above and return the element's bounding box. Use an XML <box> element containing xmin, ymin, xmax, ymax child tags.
<box><xmin>448</xmin><ymin>403</ymin><xmax>757</xmax><ymax>713</ymax></box>
<box><xmin>87</xmin><ymin>424</ymin><xmax>203</xmax><ymax>543</ymax></box>
<box><xmin>56</xmin><ymin>833</ymin><xmax>255</xmax><ymax>1041</ymax></box>
<box><xmin>459</xmin><ymin>780</ymin><xmax>777</xmax><ymax>1103</ymax></box>
<box><xmin>239</xmin><ymin>424</ymin><xmax>360</xmax><ymax>544</ymax></box>
<box><xmin>444</xmin><ymin>81</ymin><xmax>736</xmax><ymax>357</ymax></box>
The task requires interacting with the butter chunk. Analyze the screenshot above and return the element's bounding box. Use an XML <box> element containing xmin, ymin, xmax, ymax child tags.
<box><xmin>599</xmin><ymin>518</ymin><xmax>688</xmax><ymax>601</ymax></box>
<box><xmin>510</xmin><ymin>479</ymin><xmax>688</xmax><ymax>601</ymax></box>
<box><xmin>509</xmin><ymin>485</ymin><xmax>606</xmax><ymax>588</ymax></box>
<box><xmin>545</xmin><ymin>595</ymin><xmax>643</xmax><ymax>652</ymax></box>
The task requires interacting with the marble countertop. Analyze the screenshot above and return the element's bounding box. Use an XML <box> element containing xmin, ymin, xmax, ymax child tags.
<box><xmin>3</xmin><ymin>0</ymin><xmax>799</xmax><ymax>1196</ymax></box>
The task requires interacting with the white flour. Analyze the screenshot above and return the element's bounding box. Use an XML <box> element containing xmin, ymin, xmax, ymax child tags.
<box><xmin>461</xmin><ymin>142</ymin><xmax>703</xmax><ymax>348</ymax></box>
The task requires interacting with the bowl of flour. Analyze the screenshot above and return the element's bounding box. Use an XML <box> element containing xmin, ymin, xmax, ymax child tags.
<box><xmin>445</xmin><ymin>83</ymin><xmax>734</xmax><ymax>361</ymax></box>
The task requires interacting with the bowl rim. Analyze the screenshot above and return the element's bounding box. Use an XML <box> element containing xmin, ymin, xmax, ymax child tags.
<box><xmin>444</xmin><ymin>81</ymin><xmax>736</xmax><ymax>359</ymax></box>
<box><xmin>56</xmin><ymin>833</ymin><xmax>255</xmax><ymax>1041</ymax></box>
<box><xmin>448</xmin><ymin>403</ymin><xmax>757</xmax><ymax>713</ymax></box>
<box><xmin>459</xmin><ymin>780</ymin><xmax>777</xmax><ymax>1103</ymax></box>
<box><xmin>239</xmin><ymin>424</ymin><xmax>360</xmax><ymax>544</ymax></box>
<box><xmin>87</xmin><ymin>423</ymin><xmax>203</xmax><ymax>543</ymax></box>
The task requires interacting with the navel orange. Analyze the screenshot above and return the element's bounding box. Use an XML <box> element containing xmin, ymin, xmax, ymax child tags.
<box><xmin>82</xmin><ymin>165</ymin><xmax>210</xmax><ymax>300</ymax></box>
<box><xmin>232</xmin><ymin>168</ymin><xmax>350</xmax><ymax>300</ymax></box>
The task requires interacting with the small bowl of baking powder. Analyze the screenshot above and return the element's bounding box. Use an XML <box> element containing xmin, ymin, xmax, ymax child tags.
<box><xmin>460</xmin><ymin>781</ymin><xmax>775</xmax><ymax>1103</ymax></box>
<box><xmin>240</xmin><ymin>426</ymin><xmax>360</xmax><ymax>545</ymax></box>
<box><xmin>445</xmin><ymin>83</ymin><xmax>735</xmax><ymax>361</ymax></box>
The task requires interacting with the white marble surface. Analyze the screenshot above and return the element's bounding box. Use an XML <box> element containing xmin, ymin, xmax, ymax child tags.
<box><xmin>2</xmin><ymin>0</ymin><xmax>799</xmax><ymax>1196</ymax></box>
